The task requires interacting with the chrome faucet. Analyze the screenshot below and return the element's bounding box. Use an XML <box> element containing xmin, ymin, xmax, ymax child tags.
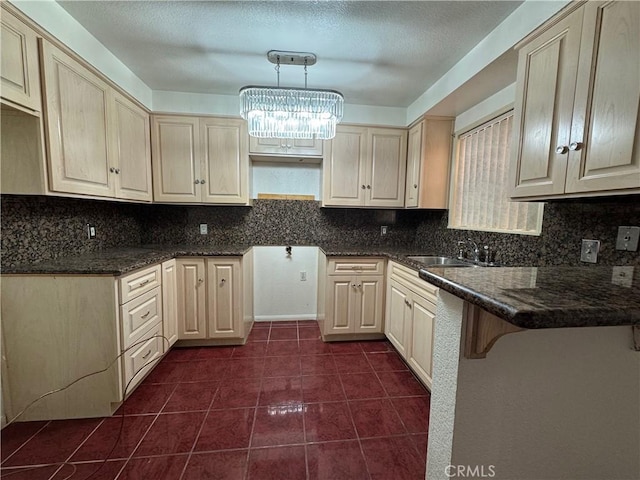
<box><xmin>467</xmin><ymin>238</ymin><xmax>480</xmax><ymax>262</ymax></box>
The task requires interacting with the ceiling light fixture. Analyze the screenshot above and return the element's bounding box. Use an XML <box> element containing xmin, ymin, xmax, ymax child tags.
<box><xmin>239</xmin><ymin>50</ymin><xmax>344</xmax><ymax>140</ymax></box>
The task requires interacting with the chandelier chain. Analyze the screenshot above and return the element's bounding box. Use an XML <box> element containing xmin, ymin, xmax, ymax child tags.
<box><xmin>275</xmin><ymin>55</ymin><xmax>281</xmax><ymax>87</ymax></box>
<box><xmin>304</xmin><ymin>57</ymin><xmax>308</xmax><ymax>89</ymax></box>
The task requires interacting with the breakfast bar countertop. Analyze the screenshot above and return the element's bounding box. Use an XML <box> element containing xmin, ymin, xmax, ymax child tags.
<box><xmin>419</xmin><ymin>265</ymin><xmax>640</xmax><ymax>329</ymax></box>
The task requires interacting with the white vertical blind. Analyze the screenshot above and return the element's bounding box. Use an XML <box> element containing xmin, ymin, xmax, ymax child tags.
<box><xmin>450</xmin><ymin>111</ymin><xmax>543</xmax><ymax>235</ymax></box>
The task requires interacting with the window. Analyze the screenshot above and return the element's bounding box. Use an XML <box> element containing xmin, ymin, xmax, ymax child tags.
<box><xmin>449</xmin><ymin>111</ymin><xmax>543</xmax><ymax>235</ymax></box>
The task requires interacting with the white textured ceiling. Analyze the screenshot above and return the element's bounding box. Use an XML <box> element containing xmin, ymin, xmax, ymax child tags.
<box><xmin>57</xmin><ymin>1</ymin><xmax>523</xmax><ymax>109</ymax></box>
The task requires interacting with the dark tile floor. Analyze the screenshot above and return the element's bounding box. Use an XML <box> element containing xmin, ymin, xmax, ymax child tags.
<box><xmin>1</xmin><ymin>321</ymin><xmax>430</xmax><ymax>480</ymax></box>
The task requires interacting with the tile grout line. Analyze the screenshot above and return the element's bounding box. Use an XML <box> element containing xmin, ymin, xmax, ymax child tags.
<box><xmin>0</xmin><ymin>419</ymin><xmax>51</xmax><ymax>467</ymax></box>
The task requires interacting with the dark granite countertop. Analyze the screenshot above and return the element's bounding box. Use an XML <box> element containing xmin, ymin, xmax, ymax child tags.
<box><xmin>419</xmin><ymin>265</ymin><xmax>640</xmax><ymax>329</ymax></box>
<box><xmin>2</xmin><ymin>245</ymin><xmax>252</xmax><ymax>275</ymax></box>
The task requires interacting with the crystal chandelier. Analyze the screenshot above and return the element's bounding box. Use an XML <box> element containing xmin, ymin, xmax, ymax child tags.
<box><xmin>239</xmin><ymin>51</ymin><xmax>344</xmax><ymax>140</ymax></box>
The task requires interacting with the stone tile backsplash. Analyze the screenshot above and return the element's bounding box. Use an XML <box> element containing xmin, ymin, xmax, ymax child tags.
<box><xmin>1</xmin><ymin>195</ymin><xmax>144</xmax><ymax>268</ymax></box>
<box><xmin>2</xmin><ymin>195</ymin><xmax>639</xmax><ymax>268</ymax></box>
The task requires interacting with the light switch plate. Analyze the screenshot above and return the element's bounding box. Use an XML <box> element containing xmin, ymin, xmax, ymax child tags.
<box><xmin>615</xmin><ymin>226</ymin><xmax>639</xmax><ymax>251</ymax></box>
<box><xmin>199</xmin><ymin>223</ymin><xmax>208</xmax><ymax>235</ymax></box>
<box><xmin>580</xmin><ymin>239</ymin><xmax>600</xmax><ymax>263</ymax></box>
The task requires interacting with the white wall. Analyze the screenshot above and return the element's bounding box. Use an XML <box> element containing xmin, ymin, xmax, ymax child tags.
<box><xmin>252</xmin><ymin>246</ymin><xmax>319</xmax><ymax>322</ymax></box>
<box><xmin>252</xmin><ymin>162</ymin><xmax>321</xmax><ymax>200</ymax></box>
<box><xmin>454</xmin><ymin>83</ymin><xmax>516</xmax><ymax>133</ymax></box>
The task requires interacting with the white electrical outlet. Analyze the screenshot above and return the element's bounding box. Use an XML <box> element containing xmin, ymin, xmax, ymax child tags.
<box><xmin>381</xmin><ymin>226</ymin><xmax>388</xmax><ymax>236</ymax></box>
<box><xmin>86</xmin><ymin>224</ymin><xmax>96</xmax><ymax>239</ymax></box>
<box><xmin>199</xmin><ymin>224</ymin><xmax>208</xmax><ymax>235</ymax></box>
<box><xmin>300</xmin><ymin>271</ymin><xmax>307</xmax><ymax>281</ymax></box>
<box><xmin>616</xmin><ymin>226</ymin><xmax>640</xmax><ymax>251</ymax></box>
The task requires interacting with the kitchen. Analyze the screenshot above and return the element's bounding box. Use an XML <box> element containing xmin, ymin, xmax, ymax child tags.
<box><xmin>1</xmin><ymin>1</ymin><xmax>639</xmax><ymax>480</ymax></box>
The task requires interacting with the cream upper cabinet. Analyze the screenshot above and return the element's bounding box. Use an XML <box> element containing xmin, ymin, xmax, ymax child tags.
<box><xmin>323</xmin><ymin>125</ymin><xmax>407</xmax><ymax>207</ymax></box>
<box><xmin>367</xmin><ymin>128</ymin><xmax>407</xmax><ymax>208</ymax></box>
<box><xmin>41</xmin><ymin>40</ymin><xmax>113</xmax><ymax>198</ymax></box>
<box><xmin>151</xmin><ymin>116</ymin><xmax>200</xmax><ymax>203</ymax></box>
<box><xmin>511</xmin><ymin>1</ymin><xmax>640</xmax><ymax>200</ymax></box>
<box><xmin>322</xmin><ymin>257</ymin><xmax>385</xmax><ymax>337</ymax></box>
<box><xmin>250</xmin><ymin>136</ymin><xmax>323</xmax><ymax>158</ymax></box>
<box><xmin>201</xmin><ymin>118</ymin><xmax>249</xmax><ymax>204</ymax></box>
<box><xmin>405</xmin><ymin>118</ymin><xmax>453</xmax><ymax>209</ymax></box>
<box><xmin>322</xmin><ymin>126</ymin><xmax>368</xmax><ymax>206</ymax></box>
<box><xmin>0</xmin><ymin>8</ymin><xmax>41</xmax><ymax>112</ymax></box>
<box><xmin>152</xmin><ymin>115</ymin><xmax>250</xmax><ymax>204</ymax></box>
<box><xmin>110</xmin><ymin>91</ymin><xmax>152</xmax><ymax>202</ymax></box>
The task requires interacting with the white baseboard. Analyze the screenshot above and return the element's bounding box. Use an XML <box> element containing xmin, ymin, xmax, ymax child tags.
<box><xmin>255</xmin><ymin>314</ymin><xmax>318</xmax><ymax>322</ymax></box>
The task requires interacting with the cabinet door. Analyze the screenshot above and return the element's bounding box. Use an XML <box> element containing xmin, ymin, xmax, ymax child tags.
<box><xmin>111</xmin><ymin>91</ymin><xmax>152</xmax><ymax>202</ymax></box>
<box><xmin>176</xmin><ymin>259</ymin><xmax>207</xmax><ymax>339</ymax></box>
<box><xmin>41</xmin><ymin>41</ymin><xmax>114</xmax><ymax>198</ymax></box>
<box><xmin>162</xmin><ymin>259</ymin><xmax>179</xmax><ymax>349</ymax></box>
<box><xmin>325</xmin><ymin>276</ymin><xmax>355</xmax><ymax>334</ymax></box>
<box><xmin>405</xmin><ymin>122</ymin><xmax>422</xmax><ymax>208</ymax></box>
<box><xmin>151</xmin><ymin>116</ymin><xmax>200</xmax><ymax>202</ymax></box>
<box><xmin>250</xmin><ymin>136</ymin><xmax>323</xmax><ymax>157</ymax></box>
<box><xmin>353</xmin><ymin>275</ymin><xmax>384</xmax><ymax>333</ymax></box>
<box><xmin>510</xmin><ymin>8</ymin><xmax>584</xmax><ymax>199</ymax></box>
<box><xmin>385</xmin><ymin>280</ymin><xmax>409</xmax><ymax>357</ymax></box>
<box><xmin>407</xmin><ymin>295</ymin><xmax>436</xmax><ymax>389</ymax></box>
<box><xmin>322</xmin><ymin>126</ymin><xmax>367</xmax><ymax>206</ymax></box>
<box><xmin>565</xmin><ymin>1</ymin><xmax>640</xmax><ymax>194</ymax></box>
<box><xmin>367</xmin><ymin>128</ymin><xmax>407</xmax><ymax>207</ymax></box>
<box><xmin>0</xmin><ymin>9</ymin><xmax>41</xmax><ymax>112</ymax></box>
<box><xmin>206</xmin><ymin>258</ymin><xmax>242</xmax><ymax>338</ymax></box>
<box><xmin>201</xmin><ymin>118</ymin><xmax>249</xmax><ymax>204</ymax></box>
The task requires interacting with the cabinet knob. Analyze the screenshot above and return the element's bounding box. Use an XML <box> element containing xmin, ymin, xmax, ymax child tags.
<box><xmin>198</xmin><ymin>278</ymin><xmax>204</xmax><ymax>283</ymax></box>
<box><xmin>357</xmin><ymin>283</ymin><xmax>362</xmax><ymax>288</ymax></box>
<box><xmin>413</xmin><ymin>184</ymin><xmax>418</xmax><ymax>188</ymax></box>
<box><xmin>569</xmin><ymin>141</ymin><xmax>583</xmax><ymax>151</ymax></box>
<box><xmin>195</xmin><ymin>179</ymin><xmax>200</xmax><ymax>184</ymax></box>
<box><xmin>351</xmin><ymin>283</ymin><xmax>356</xmax><ymax>288</ymax></box>
<box><xmin>200</xmin><ymin>179</ymin><xmax>206</xmax><ymax>184</ymax></box>
<box><xmin>109</xmin><ymin>167</ymin><xmax>115</xmax><ymax>173</ymax></box>
<box><xmin>115</xmin><ymin>168</ymin><xmax>120</xmax><ymax>174</ymax></box>
<box><xmin>366</xmin><ymin>185</ymin><xmax>371</xmax><ymax>189</ymax></box>
<box><xmin>221</xmin><ymin>278</ymin><xmax>226</xmax><ymax>284</ymax></box>
<box><xmin>361</xmin><ymin>185</ymin><xmax>366</xmax><ymax>189</ymax></box>
<box><xmin>555</xmin><ymin>145</ymin><xmax>569</xmax><ymax>155</ymax></box>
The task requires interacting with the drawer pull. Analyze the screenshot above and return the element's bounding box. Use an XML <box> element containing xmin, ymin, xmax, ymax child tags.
<box><xmin>137</xmin><ymin>279</ymin><xmax>151</xmax><ymax>287</ymax></box>
<box><xmin>141</xmin><ymin>311</ymin><xmax>151</xmax><ymax>319</ymax></box>
<box><xmin>142</xmin><ymin>349</ymin><xmax>152</xmax><ymax>360</ymax></box>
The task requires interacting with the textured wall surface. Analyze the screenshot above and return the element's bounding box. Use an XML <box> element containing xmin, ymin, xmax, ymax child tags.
<box><xmin>1</xmin><ymin>195</ymin><xmax>144</xmax><ymax>268</ymax></box>
<box><xmin>413</xmin><ymin>197</ymin><xmax>640</xmax><ymax>266</ymax></box>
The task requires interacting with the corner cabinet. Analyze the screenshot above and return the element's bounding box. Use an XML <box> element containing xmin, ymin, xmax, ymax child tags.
<box><xmin>385</xmin><ymin>261</ymin><xmax>438</xmax><ymax>389</ymax></box>
<box><xmin>510</xmin><ymin>1</ymin><xmax>640</xmax><ymax>200</ymax></box>
<box><xmin>176</xmin><ymin>255</ymin><xmax>254</xmax><ymax>344</ymax></box>
<box><xmin>0</xmin><ymin>7</ymin><xmax>41</xmax><ymax>112</ymax></box>
<box><xmin>405</xmin><ymin>117</ymin><xmax>453</xmax><ymax>209</ymax></box>
<box><xmin>320</xmin><ymin>257</ymin><xmax>385</xmax><ymax>339</ymax></box>
<box><xmin>40</xmin><ymin>40</ymin><xmax>153</xmax><ymax>201</ymax></box>
<box><xmin>151</xmin><ymin>115</ymin><xmax>250</xmax><ymax>205</ymax></box>
<box><xmin>323</xmin><ymin>126</ymin><xmax>408</xmax><ymax>208</ymax></box>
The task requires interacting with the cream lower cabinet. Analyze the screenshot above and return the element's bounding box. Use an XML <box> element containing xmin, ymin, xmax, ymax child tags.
<box><xmin>0</xmin><ymin>263</ymin><xmax>165</xmax><ymax>421</ymax></box>
<box><xmin>511</xmin><ymin>1</ymin><xmax>640</xmax><ymax>200</ymax></box>
<box><xmin>176</xmin><ymin>256</ymin><xmax>253</xmax><ymax>344</ymax></box>
<box><xmin>162</xmin><ymin>259</ymin><xmax>179</xmax><ymax>349</ymax></box>
<box><xmin>385</xmin><ymin>261</ymin><xmax>438</xmax><ymax>389</ymax></box>
<box><xmin>323</xmin><ymin>126</ymin><xmax>408</xmax><ymax>208</ymax></box>
<box><xmin>152</xmin><ymin>115</ymin><xmax>249</xmax><ymax>205</ymax></box>
<box><xmin>320</xmin><ymin>257</ymin><xmax>385</xmax><ymax>339</ymax></box>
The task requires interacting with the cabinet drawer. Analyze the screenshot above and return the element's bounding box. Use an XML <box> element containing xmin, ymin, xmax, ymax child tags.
<box><xmin>121</xmin><ymin>286</ymin><xmax>162</xmax><ymax>348</ymax></box>
<box><xmin>119</xmin><ymin>264</ymin><xmax>161</xmax><ymax>304</ymax></box>
<box><xmin>328</xmin><ymin>258</ymin><xmax>385</xmax><ymax>275</ymax></box>
<box><xmin>389</xmin><ymin>261</ymin><xmax>438</xmax><ymax>304</ymax></box>
<box><xmin>123</xmin><ymin>322</ymin><xmax>163</xmax><ymax>394</ymax></box>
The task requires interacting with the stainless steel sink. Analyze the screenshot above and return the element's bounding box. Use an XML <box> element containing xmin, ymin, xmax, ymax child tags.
<box><xmin>406</xmin><ymin>255</ymin><xmax>475</xmax><ymax>267</ymax></box>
